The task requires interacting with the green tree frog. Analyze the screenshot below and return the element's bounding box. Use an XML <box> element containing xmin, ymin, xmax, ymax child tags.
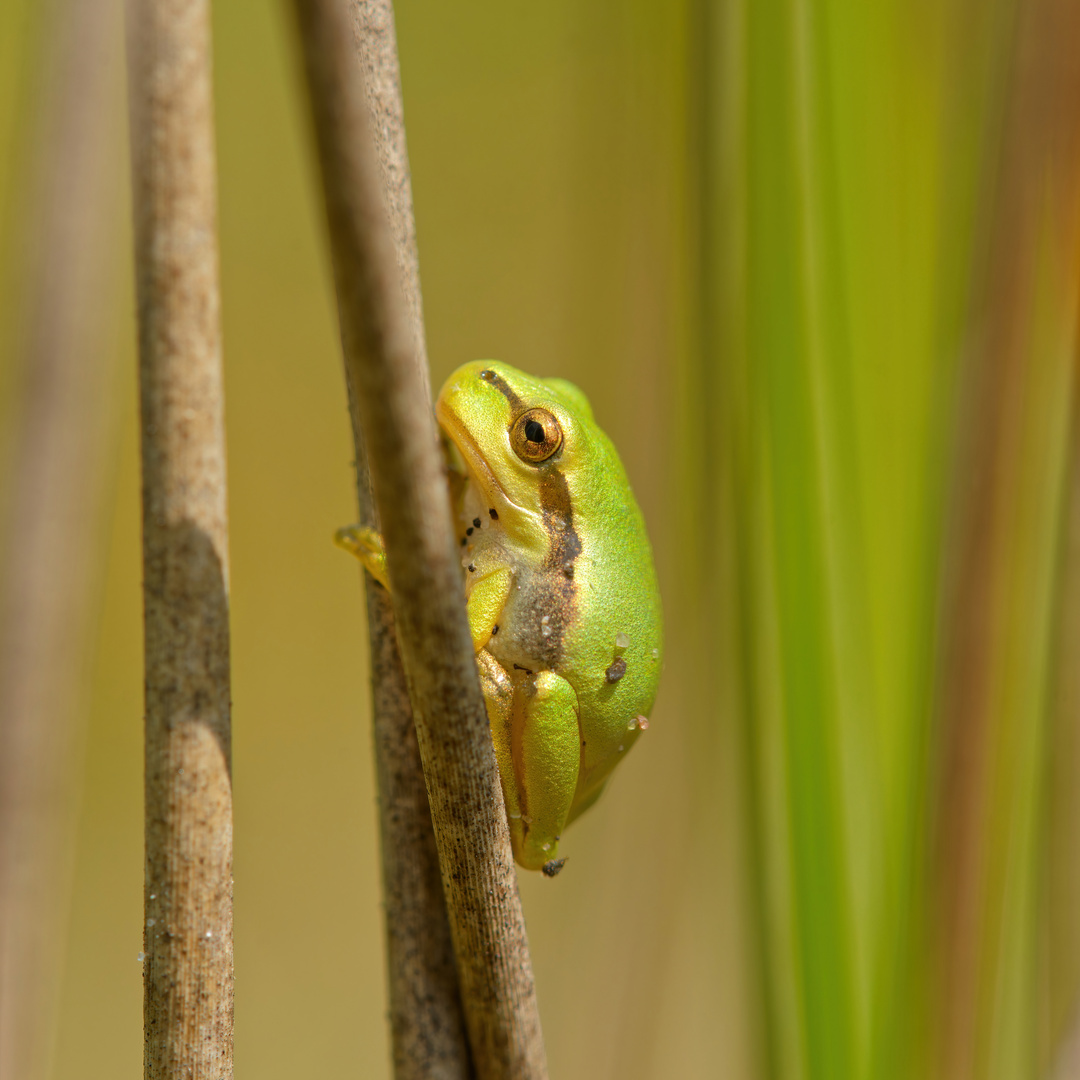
<box><xmin>338</xmin><ymin>360</ymin><xmax>662</xmax><ymax>875</ymax></box>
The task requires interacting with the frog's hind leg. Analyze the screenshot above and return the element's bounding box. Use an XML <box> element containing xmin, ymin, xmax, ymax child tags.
<box><xmin>478</xmin><ymin>655</ymin><xmax>580</xmax><ymax>873</ymax></box>
<box><xmin>511</xmin><ymin>671</ymin><xmax>580</xmax><ymax>872</ymax></box>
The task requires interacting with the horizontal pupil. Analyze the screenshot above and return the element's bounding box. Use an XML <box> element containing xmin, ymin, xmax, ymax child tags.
<box><xmin>524</xmin><ymin>419</ymin><xmax>545</xmax><ymax>443</ymax></box>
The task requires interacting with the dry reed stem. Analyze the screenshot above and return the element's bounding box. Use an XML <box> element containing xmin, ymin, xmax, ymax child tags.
<box><xmin>0</xmin><ymin>0</ymin><xmax>121</xmax><ymax>1075</ymax></box>
<box><xmin>292</xmin><ymin>1</ymin><xmax>547</xmax><ymax>1076</ymax></box>
<box><xmin>126</xmin><ymin>0</ymin><xmax>233</xmax><ymax>1075</ymax></box>
<box><xmin>348</xmin><ymin>1</ymin><xmax>428</xmax><ymax>386</ymax></box>
<box><xmin>344</xmin><ymin>3</ymin><xmax>472</xmax><ymax>1076</ymax></box>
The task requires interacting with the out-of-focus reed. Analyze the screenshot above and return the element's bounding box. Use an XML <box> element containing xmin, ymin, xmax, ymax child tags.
<box><xmin>693</xmin><ymin>1</ymin><xmax>1080</xmax><ymax>1078</ymax></box>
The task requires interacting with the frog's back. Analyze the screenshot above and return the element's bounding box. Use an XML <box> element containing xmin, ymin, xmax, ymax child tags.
<box><xmin>556</xmin><ymin>421</ymin><xmax>662</xmax><ymax>806</ymax></box>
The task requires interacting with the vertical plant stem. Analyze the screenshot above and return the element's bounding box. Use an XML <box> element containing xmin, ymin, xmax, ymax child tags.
<box><xmin>344</xmin><ymin>3</ymin><xmax>472</xmax><ymax>1076</ymax></box>
<box><xmin>0</xmin><ymin>0</ymin><xmax>121</xmax><ymax>1076</ymax></box>
<box><xmin>291</xmin><ymin>1</ymin><xmax>547</xmax><ymax>1076</ymax></box>
<box><xmin>347</xmin><ymin>1</ymin><xmax>428</xmax><ymax>373</ymax></box>
<box><xmin>126</xmin><ymin>0</ymin><xmax>233</xmax><ymax>1076</ymax></box>
<box><xmin>364</xmin><ymin>587</ymin><xmax>473</xmax><ymax>1080</ymax></box>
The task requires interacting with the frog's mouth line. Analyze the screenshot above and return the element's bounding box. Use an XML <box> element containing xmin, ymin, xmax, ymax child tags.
<box><xmin>436</xmin><ymin>405</ymin><xmax>517</xmax><ymax>512</ymax></box>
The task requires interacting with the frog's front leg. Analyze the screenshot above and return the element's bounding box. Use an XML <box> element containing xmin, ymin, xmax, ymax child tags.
<box><xmin>335</xmin><ymin>525</ymin><xmax>389</xmax><ymax>589</ymax></box>
<box><xmin>338</xmin><ymin>524</ymin><xmax>512</xmax><ymax>656</ymax></box>
<box><xmin>465</xmin><ymin>567</ymin><xmax>511</xmax><ymax>652</ymax></box>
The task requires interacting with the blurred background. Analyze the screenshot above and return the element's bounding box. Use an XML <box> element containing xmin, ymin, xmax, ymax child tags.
<box><xmin>1</xmin><ymin>0</ymin><xmax>1078</xmax><ymax>1078</ymax></box>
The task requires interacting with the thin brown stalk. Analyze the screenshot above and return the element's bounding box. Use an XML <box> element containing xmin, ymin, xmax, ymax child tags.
<box><xmin>292</xmin><ymin>1</ymin><xmax>548</xmax><ymax>1076</ymax></box>
<box><xmin>344</xmin><ymin>2</ymin><xmax>473</xmax><ymax>1077</ymax></box>
<box><xmin>126</xmin><ymin>0</ymin><xmax>233</xmax><ymax>1076</ymax></box>
<box><xmin>0</xmin><ymin>0</ymin><xmax>121</xmax><ymax>1075</ymax></box>
<box><xmin>347</xmin><ymin>1</ymin><xmax>428</xmax><ymax>378</ymax></box>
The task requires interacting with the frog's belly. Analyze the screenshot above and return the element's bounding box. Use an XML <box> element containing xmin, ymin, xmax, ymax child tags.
<box><xmin>484</xmin><ymin>568</ymin><xmax>574</xmax><ymax>677</ymax></box>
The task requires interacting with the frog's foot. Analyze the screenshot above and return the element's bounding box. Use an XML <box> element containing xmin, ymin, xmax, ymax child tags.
<box><xmin>334</xmin><ymin>524</ymin><xmax>389</xmax><ymax>589</ymax></box>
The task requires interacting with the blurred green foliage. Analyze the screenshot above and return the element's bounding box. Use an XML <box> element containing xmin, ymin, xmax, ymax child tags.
<box><xmin>2</xmin><ymin>0</ymin><xmax>1078</xmax><ymax>1078</ymax></box>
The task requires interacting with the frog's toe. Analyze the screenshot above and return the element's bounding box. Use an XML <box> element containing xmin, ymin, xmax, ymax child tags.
<box><xmin>515</xmin><ymin>826</ymin><xmax>564</xmax><ymax>873</ymax></box>
<box><xmin>334</xmin><ymin>524</ymin><xmax>372</xmax><ymax>555</ymax></box>
<box><xmin>334</xmin><ymin>525</ymin><xmax>389</xmax><ymax>588</ymax></box>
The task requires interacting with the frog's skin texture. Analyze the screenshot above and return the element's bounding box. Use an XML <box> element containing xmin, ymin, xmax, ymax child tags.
<box><xmin>337</xmin><ymin>360</ymin><xmax>662</xmax><ymax>874</ymax></box>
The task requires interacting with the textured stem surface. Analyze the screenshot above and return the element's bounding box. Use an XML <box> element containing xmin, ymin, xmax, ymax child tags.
<box><xmin>127</xmin><ymin>0</ymin><xmax>234</xmax><ymax>1076</ymax></box>
<box><xmin>293</xmin><ymin>1</ymin><xmax>548</xmax><ymax>1076</ymax></box>
<box><xmin>344</xmin><ymin>5</ymin><xmax>472</xmax><ymax>1076</ymax></box>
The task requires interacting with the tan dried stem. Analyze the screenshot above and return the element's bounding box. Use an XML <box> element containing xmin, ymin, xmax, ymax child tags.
<box><xmin>292</xmin><ymin>1</ymin><xmax>548</xmax><ymax>1076</ymax></box>
<box><xmin>126</xmin><ymin>0</ymin><xmax>233</xmax><ymax>1076</ymax></box>
<box><xmin>0</xmin><ymin>0</ymin><xmax>121</xmax><ymax>1075</ymax></box>
<box><xmin>344</xmin><ymin>3</ymin><xmax>472</xmax><ymax>1077</ymax></box>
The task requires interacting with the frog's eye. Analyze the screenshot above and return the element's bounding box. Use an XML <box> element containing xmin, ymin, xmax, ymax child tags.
<box><xmin>511</xmin><ymin>408</ymin><xmax>562</xmax><ymax>463</ymax></box>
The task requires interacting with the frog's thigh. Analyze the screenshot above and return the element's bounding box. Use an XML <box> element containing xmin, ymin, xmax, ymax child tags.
<box><xmin>476</xmin><ymin>650</ymin><xmax>523</xmax><ymax>827</ymax></box>
<box><xmin>466</xmin><ymin>568</ymin><xmax>512</xmax><ymax>652</ymax></box>
<box><xmin>512</xmin><ymin>672</ymin><xmax>580</xmax><ymax>872</ymax></box>
<box><xmin>334</xmin><ymin>525</ymin><xmax>389</xmax><ymax>589</ymax></box>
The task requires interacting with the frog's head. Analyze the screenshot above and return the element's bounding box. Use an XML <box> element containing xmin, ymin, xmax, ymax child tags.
<box><xmin>436</xmin><ymin>360</ymin><xmax>598</xmax><ymax>535</ymax></box>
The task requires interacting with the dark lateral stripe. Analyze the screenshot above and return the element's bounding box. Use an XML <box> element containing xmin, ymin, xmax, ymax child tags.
<box><xmin>532</xmin><ymin>466</ymin><xmax>581</xmax><ymax>669</ymax></box>
<box><xmin>539</xmin><ymin>467</ymin><xmax>582</xmax><ymax>571</ymax></box>
<box><xmin>480</xmin><ymin>368</ymin><xmax>525</xmax><ymax>413</ymax></box>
